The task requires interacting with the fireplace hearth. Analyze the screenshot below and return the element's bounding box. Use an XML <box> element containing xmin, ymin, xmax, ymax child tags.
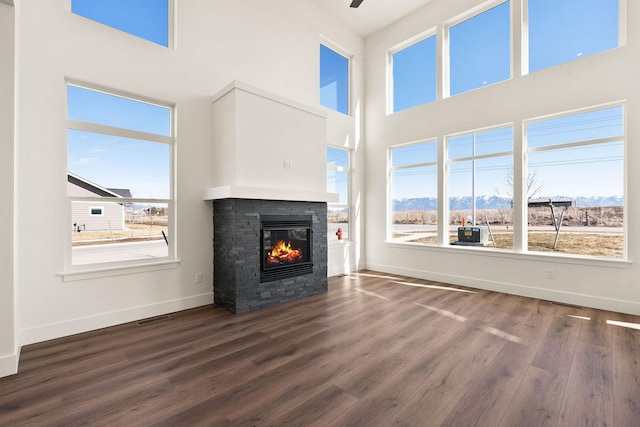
<box><xmin>213</xmin><ymin>199</ymin><xmax>327</xmax><ymax>314</ymax></box>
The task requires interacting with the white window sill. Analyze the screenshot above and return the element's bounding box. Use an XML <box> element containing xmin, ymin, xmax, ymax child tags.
<box><xmin>58</xmin><ymin>259</ymin><xmax>181</xmax><ymax>282</ymax></box>
<box><xmin>384</xmin><ymin>240</ymin><xmax>630</xmax><ymax>269</ymax></box>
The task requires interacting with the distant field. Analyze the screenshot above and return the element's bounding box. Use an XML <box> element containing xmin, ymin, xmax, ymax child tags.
<box><xmin>393</xmin><ymin>206</ymin><xmax>623</xmax><ymax>228</ymax></box>
<box><xmin>407</xmin><ymin>231</ymin><xmax>623</xmax><ymax>258</ymax></box>
<box><xmin>72</xmin><ymin>216</ymin><xmax>168</xmax><ymax>246</ymax></box>
<box><xmin>391</xmin><ymin>206</ymin><xmax>624</xmax><ymax>258</ymax></box>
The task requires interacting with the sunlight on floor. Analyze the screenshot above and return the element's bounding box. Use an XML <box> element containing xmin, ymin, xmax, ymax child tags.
<box><xmin>413</xmin><ymin>302</ymin><xmax>468</xmax><ymax>322</ymax></box>
<box><xmin>481</xmin><ymin>326</ymin><xmax>523</xmax><ymax>344</ymax></box>
<box><xmin>567</xmin><ymin>315</ymin><xmax>591</xmax><ymax>321</ymax></box>
<box><xmin>356</xmin><ymin>288</ymin><xmax>391</xmax><ymax>301</ymax></box>
<box><xmin>606</xmin><ymin>320</ymin><xmax>640</xmax><ymax>330</ymax></box>
<box><xmin>353</xmin><ymin>272</ymin><xmax>404</xmax><ymax>280</ymax></box>
<box><xmin>391</xmin><ymin>280</ymin><xmax>476</xmax><ymax>294</ymax></box>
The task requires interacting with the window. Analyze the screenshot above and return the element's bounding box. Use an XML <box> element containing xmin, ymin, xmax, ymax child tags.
<box><xmin>389</xmin><ymin>141</ymin><xmax>438</xmax><ymax>244</ymax></box>
<box><xmin>71</xmin><ymin>0</ymin><xmax>170</xmax><ymax>47</ymax></box>
<box><xmin>526</xmin><ymin>105</ymin><xmax>624</xmax><ymax>258</ymax></box>
<box><xmin>390</xmin><ymin>33</ymin><xmax>437</xmax><ymax>112</ymax></box>
<box><xmin>448</xmin><ymin>1</ymin><xmax>511</xmax><ymax>96</ymax></box>
<box><xmin>320</xmin><ymin>44</ymin><xmax>349</xmax><ymax>115</ymax></box>
<box><xmin>447</xmin><ymin>127</ymin><xmax>513</xmax><ymax>248</ymax></box>
<box><xmin>327</xmin><ymin>147</ymin><xmax>351</xmax><ymax>240</ymax></box>
<box><xmin>67</xmin><ymin>83</ymin><xmax>174</xmax><ymax>267</ymax></box>
<box><xmin>527</xmin><ymin>0</ymin><xmax>619</xmax><ymax>73</ymax></box>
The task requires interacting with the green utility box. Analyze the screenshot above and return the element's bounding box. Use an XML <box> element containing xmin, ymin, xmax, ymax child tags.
<box><xmin>455</xmin><ymin>226</ymin><xmax>489</xmax><ymax>245</ymax></box>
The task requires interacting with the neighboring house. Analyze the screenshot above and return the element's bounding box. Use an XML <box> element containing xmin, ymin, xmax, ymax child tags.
<box><xmin>67</xmin><ymin>173</ymin><xmax>131</xmax><ymax>232</ymax></box>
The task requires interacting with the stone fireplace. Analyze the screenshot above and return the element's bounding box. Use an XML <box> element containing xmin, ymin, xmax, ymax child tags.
<box><xmin>206</xmin><ymin>81</ymin><xmax>337</xmax><ymax>313</ymax></box>
<box><xmin>213</xmin><ymin>199</ymin><xmax>327</xmax><ymax>314</ymax></box>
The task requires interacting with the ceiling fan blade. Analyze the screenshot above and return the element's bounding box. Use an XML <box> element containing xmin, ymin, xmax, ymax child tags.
<box><xmin>350</xmin><ymin>0</ymin><xmax>364</xmax><ymax>8</ymax></box>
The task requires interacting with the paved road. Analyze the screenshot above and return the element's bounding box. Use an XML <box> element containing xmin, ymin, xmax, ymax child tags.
<box><xmin>392</xmin><ymin>224</ymin><xmax>622</xmax><ymax>234</ymax></box>
<box><xmin>72</xmin><ymin>240</ymin><xmax>168</xmax><ymax>265</ymax></box>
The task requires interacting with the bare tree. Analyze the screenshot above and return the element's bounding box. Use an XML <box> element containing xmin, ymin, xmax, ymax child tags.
<box><xmin>494</xmin><ymin>167</ymin><xmax>544</xmax><ymax>205</ymax></box>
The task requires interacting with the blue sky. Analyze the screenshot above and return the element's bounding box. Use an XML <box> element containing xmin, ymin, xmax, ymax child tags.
<box><xmin>67</xmin><ymin>85</ymin><xmax>171</xmax><ymax>199</ymax></box>
<box><xmin>72</xmin><ymin>0</ymin><xmax>169</xmax><ymax>47</ymax></box>
<box><xmin>68</xmin><ymin>0</ymin><xmax>621</xmax><ymax>203</ymax></box>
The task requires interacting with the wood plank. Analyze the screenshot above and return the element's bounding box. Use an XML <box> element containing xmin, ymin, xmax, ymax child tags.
<box><xmin>498</xmin><ymin>365</ymin><xmax>567</xmax><ymax>427</ymax></box>
<box><xmin>1</xmin><ymin>270</ymin><xmax>639</xmax><ymax>426</ymax></box>
<box><xmin>557</xmin><ymin>341</ymin><xmax>614</xmax><ymax>427</ymax></box>
<box><xmin>612</xmin><ymin>337</ymin><xmax>640</xmax><ymax>426</ymax></box>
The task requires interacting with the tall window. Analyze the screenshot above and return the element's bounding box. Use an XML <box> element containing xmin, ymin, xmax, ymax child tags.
<box><xmin>448</xmin><ymin>1</ymin><xmax>511</xmax><ymax>96</ymax></box>
<box><xmin>390</xmin><ymin>33</ymin><xmax>437</xmax><ymax>112</ymax></box>
<box><xmin>327</xmin><ymin>147</ymin><xmax>351</xmax><ymax>241</ymax></box>
<box><xmin>526</xmin><ymin>105</ymin><xmax>624</xmax><ymax>258</ymax></box>
<box><xmin>71</xmin><ymin>0</ymin><xmax>170</xmax><ymax>47</ymax></box>
<box><xmin>67</xmin><ymin>83</ymin><xmax>174</xmax><ymax>266</ymax></box>
<box><xmin>389</xmin><ymin>141</ymin><xmax>438</xmax><ymax>244</ymax></box>
<box><xmin>447</xmin><ymin>127</ymin><xmax>513</xmax><ymax>247</ymax></box>
<box><xmin>527</xmin><ymin>0</ymin><xmax>619</xmax><ymax>73</ymax></box>
<box><xmin>320</xmin><ymin>44</ymin><xmax>349</xmax><ymax>115</ymax></box>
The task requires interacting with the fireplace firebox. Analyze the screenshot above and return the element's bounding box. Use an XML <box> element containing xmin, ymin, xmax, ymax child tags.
<box><xmin>261</xmin><ymin>215</ymin><xmax>312</xmax><ymax>282</ymax></box>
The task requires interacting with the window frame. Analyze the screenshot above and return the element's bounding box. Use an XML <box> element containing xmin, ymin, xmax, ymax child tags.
<box><xmin>445</xmin><ymin>124</ymin><xmax>514</xmax><ymax>248</ymax></box>
<box><xmin>64</xmin><ymin>80</ymin><xmax>176</xmax><ymax>273</ymax></box>
<box><xmin>326</xmin><ymin>145</ymin><xmax>352</xmax><ymax>242</ymax></box>
<box><xmin>387</xmin><ymin>28</ymin><xmax>438</xmax><ymax>114</ymax></box>
<box><xmin>522</xmin><ymin>0</ymin><xmax>624</xmax><ymax>75</ymax></box>
<box><xmin>388</xmin><ymin>139</ymin><xmax>439</xmax><ymax>244</ymax></box>
<box><xmin>89</xmin><ymin>207</ymin><xmax>104</xmax><ymax>217</ymax></box>
<box><xmin>319</xmin><ymin>38</ymin><xmax>352</xmax><ymax>116</ymax></box>
<box><xmin>524</xmin><ymin>102</ymin><xmax>626</xmax><ymax>259</ymax></box>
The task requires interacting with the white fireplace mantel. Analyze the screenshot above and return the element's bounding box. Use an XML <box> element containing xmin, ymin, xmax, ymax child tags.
<box><xmin>206</xmin><ymin>81</ymin><xmax>333</xmax><ymax>202</ymax></box>
<box><xmin>203</xmin><ymin>185</ymin><xmax>338</xmax><ymax>203</ymax></box>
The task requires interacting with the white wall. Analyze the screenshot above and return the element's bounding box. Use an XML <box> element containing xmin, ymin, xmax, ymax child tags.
<box><xmin>364</xmin><ymin>0</ymin><xmax>640</xmax><ymax>314</ymax></box>
<box><xmin>11</xmin><ymin>0</ymin><xmax>364</xmax><ymax>364</ymax></box>
<box><xmin>0</xmin><ymin>1</ymin><xmax>16</xmax><ymax>377</ymax></box>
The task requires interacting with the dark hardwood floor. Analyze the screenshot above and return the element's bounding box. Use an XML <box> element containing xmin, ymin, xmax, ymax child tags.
<box><xmin>1</xmin><ymin>271</ymin><xmax>639</xmax><ymax>426</ymax></box>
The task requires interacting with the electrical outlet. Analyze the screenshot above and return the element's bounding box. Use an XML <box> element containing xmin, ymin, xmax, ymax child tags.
<box><xmin>546</xmin><ymin>269</ymin><xmax>555</xmax><ymax>279</ymax></box>
<box><xmin>195</xmin><ymin>272</ymin><xmax>203</xmax><ymax>284</ymax></box>
<box><xmin>283</xmin><ymin>160</ymin><xmax>292</xmax><ymax>170</ymax></box>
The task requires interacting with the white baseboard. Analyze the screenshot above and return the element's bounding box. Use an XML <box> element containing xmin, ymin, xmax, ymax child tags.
<box><xmin>364</xmin><ymin>262</ymin><xmax>640</xmax><ymax>316</ymax></box>
<box><xmin>20</xmin><ymin>293</ymin><xmax>213</xmax><ymax>346</ymax></box>
<box><xmin>0</xmin><ymin>351</ymin><xmax>19</xmax><ymax>378</ymax></box>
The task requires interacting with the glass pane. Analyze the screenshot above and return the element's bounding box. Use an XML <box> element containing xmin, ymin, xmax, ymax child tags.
<box><xmin>527</xmin><ymin>106</ymin><xmax>623</xmax><ymax>149</ymax></box>
<box><xmin>392</xmin><ymin>35</ymin><xmax>437</xmax><ymax>112</ymax></box>
<box><xmin>528</xmin><ymin>0</ymin><xmax>618</xmax><ymax>73</ymax></box>
<box><xmin>71</xmin><ymin>202</ymin><xmax>169</xmax><ymax>265</ymax></box>
<box><xmin>320</xmin><ymin>44</ymin><xmax>349</xmax><ymax>115</ymax></box>
<box><xmin>68</xmin><ymin>85</ymin><xmax>171</xmax><ymax>136</ymax></box>
<box><xmin>68</xmin><ymin>130</ymin><xmax>170</xmax><ymax>199</ymax></box>
<box><xmin>449</xmin><ymin>127</ymin><xmax>513</xmax><ymax>159</ymax></box>
<box><xmin>449</xmin><ymin>1</ymin><xmax>511</xmax><ymax>96</ymax></box>
<box><xmin>449</xmin><ymin>156</ymin><xmax>513</xmax><ymax>248</ymax></box>
<box><xmin>328</xmin><ymin>207</ymin><xmax>349</xmax><ymax>241</ymax></box>
<box><xmin>391</xmin><ymin>165</ymin><xmax>438</xmax><ymax>244</ymax></box>
<box><xmin>327</xmin><ymin>147</ymin><xmax>349</xmax><ymax>168</ymax></box>
<box><xmin>448</xmin><ymin>134</ymin><xmax>473</xmax><ymax>159</ymax></box>
<box><xmin>327</xmin><ymin>169</ymin><xmax>349</xmax><ymax>205</ymax></box>
<box><xmin>475</xmin><ymin>127</ymin><xmax>513</xmax><ymax>155</ymax></box>
<box><xmin>392</xmin><ymin>142</ymin><xmax>437</xmax><ymax>167</ymax></box>
<box><xmin>527</xmin><ymin>141</ymin><xmax>623</xmax><ymax>258</ymax></box>
<box><xmin>72</xmin><ymin>0</ymin><xmax>169</xmax><ymax>47</ymax></box>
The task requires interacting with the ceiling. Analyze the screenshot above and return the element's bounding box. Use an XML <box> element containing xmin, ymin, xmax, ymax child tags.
<box><xmin>309</xmin><ymin>0</ymin><xmax>435</xmax><ymax>38</ymax></box>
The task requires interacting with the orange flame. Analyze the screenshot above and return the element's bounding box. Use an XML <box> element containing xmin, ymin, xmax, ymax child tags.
<box><xmin>267</xmin><ymin>240</ymin><xmax>303</xmax><ymax>266</ymax></box>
